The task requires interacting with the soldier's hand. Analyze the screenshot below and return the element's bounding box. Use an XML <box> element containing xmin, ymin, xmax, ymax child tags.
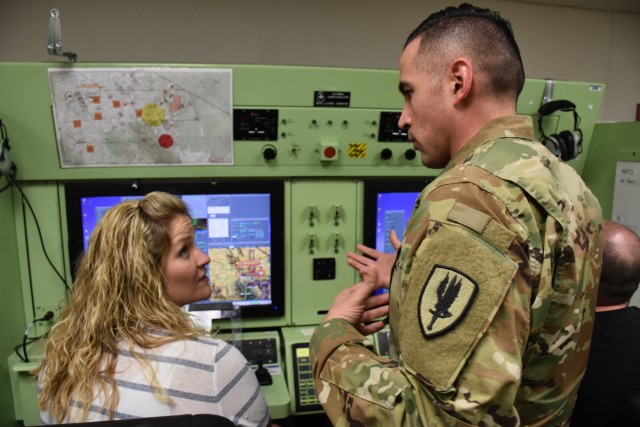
<box><xmin>324</xmin><ymin>278</ymin><xmax>389</xmax><ymax>336</ymax></box>
<box><xmin>346</xmin><ymin>229</ymin><xmax>401</xmax><ymax>288</ymax></box>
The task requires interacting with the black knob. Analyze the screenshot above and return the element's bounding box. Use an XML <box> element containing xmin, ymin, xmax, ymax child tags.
<box><xmin>381</xmin><ymin>148</ymin><xmax>393</xmax><ymax>160</ymax></box>
<box><xmin>404</xmin><ymin>149</ymin><xmax>417</xmax><ymax>160</ymax></box>
<box><xmin>262</xmin><ymin>145</ymin><xmax>277</xmax><ymax>161</ymax></box>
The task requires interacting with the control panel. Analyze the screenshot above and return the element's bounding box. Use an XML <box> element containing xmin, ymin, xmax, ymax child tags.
<box><xmin>281</xmin><ymin>326</ymin><xmax>393</xmax><ymax>415</ymax></box>
<box><xmin>234</xmin><ymin>337</ymin><xmax>279</xmax><ymax>365</ymax></box>
<box><xmin>290</xmin><ymin>180</ymin><xmax>360</xmax><ymax>326</ymax></box>
<box><xmin>291</xmin><ymin>343</ymin><xmax>322</xmax><ymax>413</ymax></box>
<box><xmin>232</xmin><ymin>108</ymin><xmax>418</xmax><ymax>171</ymax></box>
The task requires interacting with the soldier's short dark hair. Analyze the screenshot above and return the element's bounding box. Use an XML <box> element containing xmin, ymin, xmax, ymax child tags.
<box><xmin>405</xmin><ymin>3</ymin><xmax>525</xmax><ymax>101</ymax></box>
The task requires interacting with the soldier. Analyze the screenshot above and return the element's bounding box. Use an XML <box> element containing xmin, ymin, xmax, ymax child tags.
<box><xmin>309</xmin><ymin>3</ymin><xmax>603</xmax><ymax>426</ymax></box>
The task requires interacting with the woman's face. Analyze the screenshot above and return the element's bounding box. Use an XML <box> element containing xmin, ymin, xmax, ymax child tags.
<box><xmin>162</xmin><ymin>214</ymin><xmax>212</xmax><ymax>306</ymax></box>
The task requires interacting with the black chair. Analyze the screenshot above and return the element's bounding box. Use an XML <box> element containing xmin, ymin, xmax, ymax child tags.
<box><xmin>47</xmin><ymin>414</ymin><xmax>235</xmax><ymax>427</ymax></box>
<box><xmin>602</xmin><ymin>393</ymin><xmax>640</xmax><ymax>427</ymax></box>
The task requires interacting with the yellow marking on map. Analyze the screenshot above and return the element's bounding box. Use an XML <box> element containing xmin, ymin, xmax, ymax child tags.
<box><xmin>141</xmin><ymin>103</ymin><xmax>165</xmax><ymax>126</ymax></box>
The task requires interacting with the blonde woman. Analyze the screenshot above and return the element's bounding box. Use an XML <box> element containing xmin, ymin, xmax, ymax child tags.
<box><xmin>37</xmin><ymin>191</ymin><xmax>270</xmax><ymax>426</ymax></box>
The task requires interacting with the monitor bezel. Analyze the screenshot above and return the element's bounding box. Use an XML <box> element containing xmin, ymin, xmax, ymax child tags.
<box><xmin>64</xmin><ymin>179</ymin><xmax>285</xmax><ymax>319</ymax></box>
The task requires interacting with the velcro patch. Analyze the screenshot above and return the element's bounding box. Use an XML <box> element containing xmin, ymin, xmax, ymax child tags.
<box><xmin>418</xmin><ymin>265</ymin><xmax>478</xmax><ymax>338</ymax></box>
<box><xmin>398</xmin><ymin>222</ymin><xmax>518</xmax><ymax>390</ymax></box>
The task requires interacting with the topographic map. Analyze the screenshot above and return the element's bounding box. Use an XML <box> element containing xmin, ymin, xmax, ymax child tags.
<box><xmin>48</xmin><ymin>67</ymin><xmax>233</xmax><ymax>167</ymax></box>
<box><xmin>208</xmin><ymin>247</ymin><xmax>272</xmax><ymax>303</ymax></box>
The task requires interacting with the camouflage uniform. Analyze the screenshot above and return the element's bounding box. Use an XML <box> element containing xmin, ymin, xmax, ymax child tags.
<box><xmin>310</xmin><ymin>116</ymin><xmax>603</xmax><ymax>426</ymax></box>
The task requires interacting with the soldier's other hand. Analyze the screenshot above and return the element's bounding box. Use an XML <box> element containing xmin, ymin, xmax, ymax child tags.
<box><xmin>346</xmin><ymin>229</ymin><xmax>401</xmax><ymax>288</ymax></box>
<box><xmin>324</xmin><ymin>277</ymin><xmax>389</xmax><ymax>336</ymax></box>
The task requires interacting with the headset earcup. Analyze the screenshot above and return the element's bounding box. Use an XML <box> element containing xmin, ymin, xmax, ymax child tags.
<box><xmin>541</xmin><ymin>135</ymin><xmax>561</xmax><ymax>158</ymax></box>
<box><xmin>558</xmin><ymin>130</ymin><xmax>574</xmax><ymax>160</ymax></box>
<box><xmin>573</xmin><ymin>129</ymin><xmax>583</xmax><ymax>156</ymax></box>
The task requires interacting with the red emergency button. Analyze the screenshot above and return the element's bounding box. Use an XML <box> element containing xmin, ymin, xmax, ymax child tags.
<box><xmin>324</xmin><ymin>146</ymin><xmax>337</xmax><ymax>159</ymax></box>
<box><xmin>318</xmin><ymin>142</ymin><xmax>339</xmax><ymax>161</ymax></box>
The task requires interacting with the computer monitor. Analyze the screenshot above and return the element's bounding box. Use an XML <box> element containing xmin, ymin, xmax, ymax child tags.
<box><xmin>64</xmin><ymin>179</ymin><xmax>285</xmax><ymax>319</ymax></box>
<box><xmin>362</xmin><ymin>178</ymin><xmax>433</xmax><ymax>253</ymax></box>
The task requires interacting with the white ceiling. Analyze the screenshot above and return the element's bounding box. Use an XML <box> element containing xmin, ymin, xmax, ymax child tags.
<box><xmin>507</xmin><ymin>0</ymin><xmax>640</xmax><ymax>14</ymax></box>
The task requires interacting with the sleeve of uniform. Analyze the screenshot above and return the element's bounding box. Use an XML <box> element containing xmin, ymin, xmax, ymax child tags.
<box><xmin>396</xmin><ymin>181</ymin><xmax>532</xmax><ymax>425</ymax></box>
<box><xmin>310</xmin><ymin>318</ymin><xmax>427</xmax><ymax>426</ymax></box>
<box><xmin>311</xmin><ymin>180</ymin><xmax>534</xmax><ymax>426</ymax></box>
<box><xmin>214</xmin><ymin>342</ymin><xmax>271</xmax><ymax>427</ymax></box>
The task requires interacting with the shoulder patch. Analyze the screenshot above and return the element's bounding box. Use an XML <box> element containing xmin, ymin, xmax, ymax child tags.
<box><xmin>446</xmin><ymin>202</ymin><xmax>490</xmax><ymax>234</ymax></box>
<box><xmin>418</xmin><ymin>265</ymin><xmax>478</xmax><ymax>338</ymax></box>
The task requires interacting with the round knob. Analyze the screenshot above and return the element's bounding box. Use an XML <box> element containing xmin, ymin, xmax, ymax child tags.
<box><xmin>262</xmin><ymin>145</ymin><xmax>277</xmax><ymax>161</ymax></box>
<box><xmin>404</xmin><ymin>149</ymin><xmax>417</xmax><ymax>160</ymax></box>
<box><xmin>380</xmin><ymin>148</ymin><xmax>393</xmax><ymax>160</ymax></box>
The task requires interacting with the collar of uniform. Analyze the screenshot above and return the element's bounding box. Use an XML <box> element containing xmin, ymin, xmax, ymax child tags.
<box><xmin>447</xmin><ymin>115</ymin><xmax>535</xmax><ymax>168</ymax></box>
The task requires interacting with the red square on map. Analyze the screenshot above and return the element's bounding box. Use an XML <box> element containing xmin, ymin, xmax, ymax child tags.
<box><xmin>113</xmin><ymin>100</ymin><xmax>121</xmax><ymax>108</ymax></box>
<box><xmin>86</xmin><ymin>145</ymin><xmax>94</xmax><ymax>153</ymax></box>
<box><xmin>73</xmin><ymin>120</ymin><xmax>81</xmax><ymax>128</ymax></box>
<box><xmin>94</xmin><ymin>112</ymin><xmax>103</xmax><ymax>121</ymax></box>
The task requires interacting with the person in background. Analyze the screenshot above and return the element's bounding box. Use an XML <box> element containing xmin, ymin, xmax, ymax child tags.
<box><xmin>571</xmin><ymin>219</ymin><xmax>640</xmax><ymax>426</ymax></box>
<box><xmin>36</xmin><ymin>191</ymin><xmax>271</xmax><ymax>426</ymax></box>
<box><xmin>310</xmin><ymin>3</ymin><xmax>603</xmax><ymax>426</ymax></box>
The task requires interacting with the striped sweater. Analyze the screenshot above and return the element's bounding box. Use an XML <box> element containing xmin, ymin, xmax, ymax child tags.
<box><xmin>39</xmin><ymin>335</ymin><xmax>270</xmax><ymax>426</ymax></box>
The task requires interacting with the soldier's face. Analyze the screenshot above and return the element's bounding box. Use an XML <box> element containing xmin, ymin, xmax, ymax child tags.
<box><xmin>398</xmin><ymin>38</ymin><xmax>453</xmax><ymax>169</ymax></box>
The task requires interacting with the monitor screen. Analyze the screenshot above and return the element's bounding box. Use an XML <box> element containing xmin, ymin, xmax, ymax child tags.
<box><xmin>363</xmin><ymin>178</ymin><xmax>433</xmax><ymax>254</ymax></box>
<box><xmin>65</xmin><ymin>180</ymin><xmax>285</xmax><ymax>319</ymax></box>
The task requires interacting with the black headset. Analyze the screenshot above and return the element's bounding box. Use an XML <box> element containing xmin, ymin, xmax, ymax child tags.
<box><xmin>537</xmin><ymin>100</ymin><xmax>583</xmax><ymax>161</ymax></box>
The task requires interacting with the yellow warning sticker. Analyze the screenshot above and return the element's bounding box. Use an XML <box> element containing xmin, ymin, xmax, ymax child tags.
<box><xmin>348</xmin><ymin>143</ymin><xmax>367</xmax><ymax>159</ymax></box>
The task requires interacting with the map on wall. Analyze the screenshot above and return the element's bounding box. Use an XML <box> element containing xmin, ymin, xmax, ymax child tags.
<box><xmin>48</xmin><ymin>67</ymin><xmax>233</xmax><ymax>167</ymax></box>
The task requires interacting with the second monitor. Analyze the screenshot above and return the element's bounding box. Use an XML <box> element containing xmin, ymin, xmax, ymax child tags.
<box><xmin>363</xmin><ymin>178</ymin><xmax>433</xmax><ymax>254</ymax></box>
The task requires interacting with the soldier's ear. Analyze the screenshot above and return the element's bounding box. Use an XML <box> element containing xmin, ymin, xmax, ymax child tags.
<box><xmin>449</xmin><ymin>57</ymin><xmax>472</xmax><ymax>105</ymax></box>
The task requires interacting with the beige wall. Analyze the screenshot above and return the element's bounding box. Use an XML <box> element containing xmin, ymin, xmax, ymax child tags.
<box><xmin>0</xmin><ymin>0</ymin><xmax>638</xmax><ymax>122</ymax></box>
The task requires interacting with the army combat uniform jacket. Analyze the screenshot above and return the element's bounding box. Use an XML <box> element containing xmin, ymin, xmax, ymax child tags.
<box><xmin>310</xmin><ymin>116</ymin><xmax>603</xmax><ymax>426</ymax></box>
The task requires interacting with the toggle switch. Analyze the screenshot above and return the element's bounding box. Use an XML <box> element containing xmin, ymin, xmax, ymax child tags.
<box><xmin>306</xmin><ymin>205</ymin><xmax>318</xmax><ymax>227</ymax></box>
<box><xmin>331</xmin><ymin>233</ymin><xmax>343</xmax><ymax>253</ymax></box>
<box><xmin>332</xmin><ymin>205</ymin><xmax>343</xmax><ymax>226</ymax></box>
<box><xmin>306</xmin><ymin>234</ymin><xmax>318</xmax><ymax>255</ymax></box>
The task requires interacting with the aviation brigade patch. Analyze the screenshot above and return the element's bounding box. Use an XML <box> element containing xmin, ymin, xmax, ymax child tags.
<box><xmin>418</xmin><ymin>265</ymin><xmax>478</xmax><ymax>338</ymax></box>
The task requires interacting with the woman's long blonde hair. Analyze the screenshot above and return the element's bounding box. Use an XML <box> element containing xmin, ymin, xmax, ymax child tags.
<box><xmin>37</xmin><ymin>191</ymin><xmax>206</xmax><ymax>422</ymax></box>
